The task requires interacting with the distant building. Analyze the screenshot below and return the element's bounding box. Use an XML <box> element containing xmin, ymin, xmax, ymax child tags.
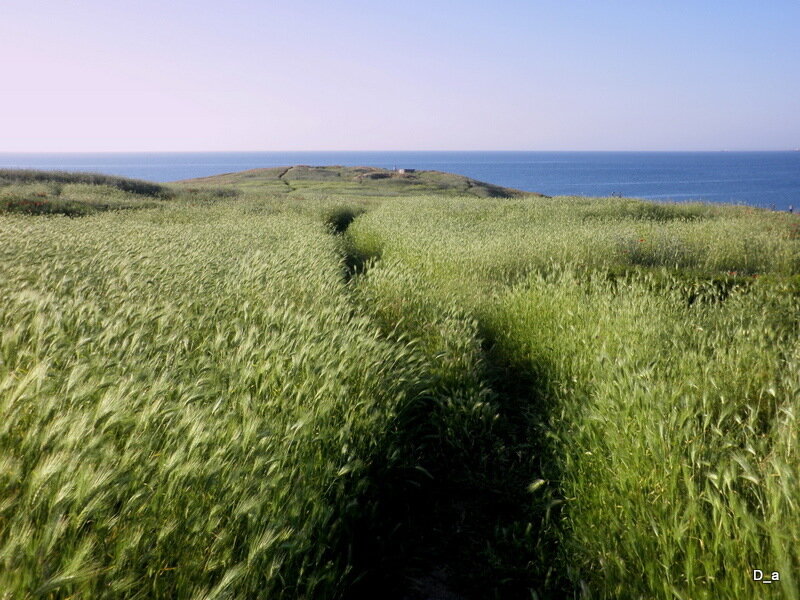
<box><xmin>396</xmin><ymin>168</ymin><xmax>416</xmax><ymax>174</ymax></box>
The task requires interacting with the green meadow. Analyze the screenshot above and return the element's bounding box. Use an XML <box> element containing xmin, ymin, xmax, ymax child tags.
<box><xmin>1</xmin><ymin>168</ymin><xmax>798</xmax><ymax>599</ymax></box>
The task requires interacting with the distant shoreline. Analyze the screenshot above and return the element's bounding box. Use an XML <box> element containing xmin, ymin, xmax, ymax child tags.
<box><xmin>1</xmin><ymin>151</ymin><xmax>798</xmax><ymax>209</ymax></box>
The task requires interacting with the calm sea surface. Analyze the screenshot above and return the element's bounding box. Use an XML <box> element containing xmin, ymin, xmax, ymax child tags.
<box><xmin>1</xmin><ymin>151</ymin><xmax>798</xmax><ymax>210</ymax></box>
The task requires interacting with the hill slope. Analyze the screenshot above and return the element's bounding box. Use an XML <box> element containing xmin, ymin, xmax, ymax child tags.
<box><xmin>177</xmin><ymin>165</ymin><xmax>542</xmax><ymax>198</ymax></box>
<box><xmin>0</xmin><ymin>168</ymin><xmax>173</xmax><ymax>216</ymax></box>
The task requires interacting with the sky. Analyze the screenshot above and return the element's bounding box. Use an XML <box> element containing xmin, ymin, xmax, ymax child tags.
<box><xmin>1</xmin><ymin>0</ymin><xmax>799</xmax><ymax>151</ymax></box>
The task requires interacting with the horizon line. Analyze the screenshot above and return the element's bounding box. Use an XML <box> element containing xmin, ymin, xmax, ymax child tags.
<box><xmin>1</xmin><ymin>149</ymin><xmax>798</xmax><ymax>154</ymax></box>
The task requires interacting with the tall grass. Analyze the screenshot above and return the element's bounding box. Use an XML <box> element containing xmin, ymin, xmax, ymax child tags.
<box><xmin>3</xmin><ymin>186</ymin><xmax>799</xmax><ymax>598</ymax></box>
<box><xmin>488</xmin><ymin>270</ymin><xmax>799</xmax><ymax>598</ymax></box>
<box><xmin>0</xmin><ymin>204</ymin><xmax>450</xmax><ymax>598</ymax></box>
<box><xmin>346</xmin><ymin>195</ymin><xmax>800</xmax><ymax>598</ymax></box>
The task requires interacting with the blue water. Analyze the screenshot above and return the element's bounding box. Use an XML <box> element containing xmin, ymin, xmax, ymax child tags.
<box><xmin>1</xmin><ymin>151</ymin><xmax>798</xmax><ymax>210</ymax></box>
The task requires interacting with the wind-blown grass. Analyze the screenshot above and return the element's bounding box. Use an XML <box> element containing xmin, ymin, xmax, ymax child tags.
<box><xmin>3</xmin><ymin>178</ymin><xmax>800</xmax><ymax>599</ymax></box>
<box><xmin>346</xmin><ymin>195</ymin><xmax>800</xmax><ymax>598</ymax></box>
<box><xmin>0</xmin><ymin>204</ymin><xmax>457</xmax><ymax>598</ymax></box>
<box><xmin>488</xmin><ymin>270</ymin><xmax>799</xmax><ymax>598</ymax></box>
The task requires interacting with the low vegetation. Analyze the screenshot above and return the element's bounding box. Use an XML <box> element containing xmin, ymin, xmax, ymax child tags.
<box><xmin>179</xmin><ymin>165</ymin><xmax>532</xmax><ymax>198</ymax></box>
<box><xmin>0</xmin><ymin>170</ymin><xmax>176</xmax><ymax>216</ymax></box>
<box><xmin>0</xmin><ymin>169</ymin><xmax>172</xmax><ymax>197</ymax></box>
<box><xmin>1</xmin><ymin>170</ymin><xmax>798</xmax><ymax>599</ymax></box>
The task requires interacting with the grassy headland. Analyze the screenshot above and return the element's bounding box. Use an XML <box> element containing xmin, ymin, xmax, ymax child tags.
<box><xmin>0</xmin><ymin>168</ymin><xmax>798</xmax><ymax>599</ymax></box>
<box><xmin>178</xmin><ymin>165</ymin><xmax>536</xmax><ymax>198</ymax></box>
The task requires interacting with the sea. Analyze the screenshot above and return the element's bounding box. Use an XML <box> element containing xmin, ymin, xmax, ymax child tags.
<box><xmin>1</xmin><ymin>151</ymin><xmax>798</xmax><ymax>210</ymax></box>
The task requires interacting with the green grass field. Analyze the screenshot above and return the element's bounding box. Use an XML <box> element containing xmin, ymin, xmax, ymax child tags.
<box><xmin>1</xmin><ymin>169</ymin><xmax>798</xmax><ymax>599</ymax></box>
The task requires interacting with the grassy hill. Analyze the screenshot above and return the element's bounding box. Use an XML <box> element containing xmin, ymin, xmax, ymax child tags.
<box><xmin>1</xmin><ymin>168</ymin><xmax>799</xmax><ymax>599</ymax></box>
<box><xmin>178</xmin><ymin>165</ymin><xmax>538</xmax><ymax>198</ymax></box>
<box><xmin>0</xmin><ymin>166</ymin><xmax>536</xmax><ymax>216</ymax></box>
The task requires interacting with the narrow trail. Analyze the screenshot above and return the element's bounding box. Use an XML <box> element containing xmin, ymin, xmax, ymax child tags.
<box><xmin>324</xmin><ymin>209</ymin><xmax>572</xmax><ymax>599</ymax></box>
<box><xmin>276</xmin><ymin>166</ymin><xmax>294</xmax><ymax>192</ymax></box>
<box><xmin>329</xmin><ymin>211</ymin><xmax>467</xmax><ymax>599</ymax></box>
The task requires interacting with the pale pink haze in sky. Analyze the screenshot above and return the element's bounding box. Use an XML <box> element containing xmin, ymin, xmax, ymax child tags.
<box><xmin>2</xmin><ymin>0</ymin><xmax>798</xmax><ymax>151</ymax></box>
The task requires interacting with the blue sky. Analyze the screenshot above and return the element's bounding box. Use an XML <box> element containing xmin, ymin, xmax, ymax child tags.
<box><xmin>1</xmin><ymin>0</ymin><xmax>798</xmax><ymax>151</ymax></box>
